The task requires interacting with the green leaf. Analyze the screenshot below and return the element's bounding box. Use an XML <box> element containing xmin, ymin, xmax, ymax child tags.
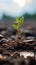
<box><xmin>12</xmin><ymin>24</ymin><xmax>19</xmax><ymax>30</ymax></box>
<box><xmin>12</xmin><ymin>16</ymin><xmax>24</xmax><ymax>30</ymax></box>
<box><xmin>16</xmin><ymin>16</ymin><xmax>19</xmax><ymax>23</ymax></box>
<box><xmin>18</xmin><ymin>17</ymin><xmax>24</xmax><ymax>28</ymax></box>
<box><xmin>12</xmin><ymin>24</ymin><xmax>17</xmax><ymax>29</ymax></box>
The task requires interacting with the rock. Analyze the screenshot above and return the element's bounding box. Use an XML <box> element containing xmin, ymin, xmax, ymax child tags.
<box><xmin>0</xmin><ymin>34</ymin><xmax>3</xmax><ymax>39</ymax></box>
<box><xmin>23</xmin><ymin>36</ymin><xmax>35</xmax><ymax>43</ymax></box>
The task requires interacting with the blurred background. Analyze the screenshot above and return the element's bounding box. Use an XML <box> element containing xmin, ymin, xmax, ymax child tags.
<box><xmin>0</xmin><ymin>0</ymin><xmax>36</xmax><ymax>29</ymax></box>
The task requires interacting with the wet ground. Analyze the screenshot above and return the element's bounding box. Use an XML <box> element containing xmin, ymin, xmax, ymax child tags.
<box><xmin>0</xmin><ymin>20</ymin><xmax>36</xmax><ymax>65</ymax></box>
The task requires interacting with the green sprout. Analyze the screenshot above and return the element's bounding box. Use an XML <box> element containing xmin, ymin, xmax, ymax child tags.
<box><xmin>12</xmin><ymin>16</ymin><xmax>24</xmax><ymax>30</ymax></box>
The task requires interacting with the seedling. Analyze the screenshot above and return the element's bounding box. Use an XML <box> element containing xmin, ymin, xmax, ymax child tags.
<box><xmin>12</xmin><ymin>16</ymin><xmax>24</xmax><ymax>35</ymax></box>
